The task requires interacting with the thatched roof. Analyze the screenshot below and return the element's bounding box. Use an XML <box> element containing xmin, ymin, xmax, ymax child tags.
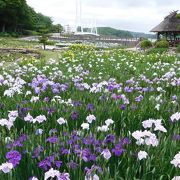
<box><xmin>151</xmin><ymin>11</ymin><xmax>180</xmax><ymax>32</ymax></box>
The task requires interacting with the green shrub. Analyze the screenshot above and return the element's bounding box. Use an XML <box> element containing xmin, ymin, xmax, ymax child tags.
<box><xmin>0</xmin><ymin>32</ymin><xmax>11</xmax><ymax>37</ymax></box>
<box><xmin>69</xmin><ymin>44</ymin><xmax>95</xmax><ymax>51</ymax></box>
<box><xmin>10</xmin><ymin>32</ymin><xmax>20</xmax><ymax>38</ymax></box>
<box><xmin>176</xmin><ymin>13</ymin><xmax>180</xmax><ymax>19</ymax></box>
<box><xmin>0</xmin><ymin>32</ymin><xmax>20</xmax><ymax>37</ymax></box>
<box><xmin>22</xmin><ymin>30</ymin><xmax>39</xmax><ymax>36</ymax></box>
<box><xmin>140</xmin><ymin>40</ymin><xmax>152</xmax><ymax>49</ymax></box>
<box><xmin>46</xmin><ymin>41</ymin><xmax>55</xmax><ymax>45</ymax></box>
<box><xmin>155</xmin><ymin>40</ymin><xmax>169</xmax><ymax>48</ymax></box>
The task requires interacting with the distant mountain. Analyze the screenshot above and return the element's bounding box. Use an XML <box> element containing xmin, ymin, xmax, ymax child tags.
<box><xmin>97</xmin><ymin>27</ymin><xmax>156</xmax><ymax>39</ymax></box>
<box><xmin>130</xmin><ymin>32</ymin><xmax>156</xmax><ymax>39</ymax></box>
<box><xmin>97</xmin><ymin>27</ymin><xmax>133</xmax><ymax>38</ymax></box>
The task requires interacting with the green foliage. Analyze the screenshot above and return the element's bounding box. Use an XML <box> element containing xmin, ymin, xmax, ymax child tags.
<box><xmin>176</xmin><ymin>13</ymin><xmax>180</xmax><ymax>19</ymax></box>
<box><xmin>22</xmin><ymin>30</ymin><xmax>39</xmax><ymax>36</ymax></box>
<box><xmin>51</xmin><ymin>24</ymin><xmax>63</xmax><ymax>33</ymax></box>
<box><xmin>39</xmin><ymin>34</ymin><xmax>49</xmax><ymax>50</ymax></box>
<box><xmin>0</xmin><ymin>0</ymin><xmax>29</xmax><ymax>32</ymax></box>
<box><xmin>140</xmin><ymin>40</ymin><xmax>152</xmax><ymax>49</ymax></box>
<box><xmin>176</xmin><ymin>45</ymin><xmax>180</xmax><ymax>53</ymax></box>
<box><xmin>155</xmin><ymin>40</ymin><xmax>169</xmax><ymax>48</ymax></box>
<box><xmin>146</xmin><ymin>47</ymin><xmax>168</xmax><ymax>55</ymax></box>
<box><xmin>0</xmin><ymin>32</ymin><xmax>21</xmax><ymax>37</ymax></box>
<box><xmin>69</xmin><ymin>44</ymin><xmax>96</xmax><ymax>51</ymax></box>
<box><xmin>46</xmin><ymin>41</ymin><xmax>55</xmax><ymax>46</ymax></box>
<box><xmin>0</xmin><ymin>32</ymin><xmax>11</xmax><ymax>37</ymax></box>
<box><xmin>0</xmin><ymin>0</ymin><xmax>59</xmax><ymax>35</ymax></box>
<box><xmin>34</xmin><ymin>13</ymin><xmax>53</xmax><ymax>32</ymax></box>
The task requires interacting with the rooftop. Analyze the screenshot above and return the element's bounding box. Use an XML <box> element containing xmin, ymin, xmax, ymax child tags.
<box><xmin>151</xmin><ymin>11</ymin><xmax>180</xmax><ymax>32</ymax></box>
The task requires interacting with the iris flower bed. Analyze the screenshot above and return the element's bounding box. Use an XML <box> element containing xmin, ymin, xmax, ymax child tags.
<box><xmin>0</xmin><ymin>46</ymin><xmax>180</xmax><ymax>180</ymax></box>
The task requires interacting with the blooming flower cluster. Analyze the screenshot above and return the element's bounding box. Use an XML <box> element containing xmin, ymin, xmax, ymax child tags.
<box><xmin>142</xmin><ymin>119</ymin><xmax>167</xmax><ymax>132</ymax></box>
<box><xmin>44</xmin><ymin>168</ymin><xmax>70</xmax><ymax>180</ymax></box>
<box><xmin>0</xmin><ymin>110</ymin><xmax>18</xmax><ymax>130</ymax></box>
<box><xmin>38</xmin><ymin>155</ymin><xmax>62</xmax><ymax>171</ymax></box>
<box><xmin>171</xmin><ymin>152</ymin><xmax>180</xmax><ymax>168</ymax></box>
<box><xmin>6</xmin><ymin>134</ymin><xmax>28</xmax><ymax>149</ymax></box>
<box><xmin>137</xmin><ymin>151</ymin><xmax>148</xmax><ymax>160</ymax></box>
<box><xmin>97</xmin><ymin>119</ymin><xmax>114</xmax><ymax>132</ymax></box>
<box><xmin>6</xmin><ymin>150</ymin><xmax>22</xmax><ymax>167</ymax></box>
<box><xmin>29</xmin><ymin>75</ymin><xmax>68</xmax><ymax>95</ymax></box>
<box><xmin>170</xmin><ymin>112</ymin><xmax>180</xmax><ymax>122</ymax></box>
<box><xmin>81</xmin><ymin>114</ymin><xmax>96</xmax><ymax>130</ymax></box>
<box><xmin>24</xmin><ymin>113</ymin><xmax>47</xmax><ymax>123</ymax></box>
<box><xmin>0</xmin><ymin>162</ymin><xmax>13</xmax><ymax>173</ymax></box>
<box><xmin>132</xmin><ymin>130</ymin><xmax>159</xmax><ymax>146</ymax></box>
<box><xmin>0</xmin><ymin>45</ymin><xmax>179</xmax><ymax>179</ymax></box>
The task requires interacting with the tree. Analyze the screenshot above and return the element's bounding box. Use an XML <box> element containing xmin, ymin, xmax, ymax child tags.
<box><xmin>0</xmin><ymin>0</ymin><xmax>54</xmax><ymax>33</ymax></box>
<box><xmin>0</xmin><ymin>0</ymin><xmax>27</xmax><ymax>32</ymax></box>
<box><xmin>35</xmin><ymin>13</ymin><xmax>53</xmax><ymax>32</ymax></box>
<box><xmin>38</xmin><ymin>28</ymin><xmax>49</xmax><ymax>50</ymax></box>
<box><xmin>51</xmin><ymin>24</ymin><xmax>63</xmax><ymax>34</ymax></box>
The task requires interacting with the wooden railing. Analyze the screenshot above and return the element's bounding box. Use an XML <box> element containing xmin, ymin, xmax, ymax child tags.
<box><xmin>50</xmin><ymin>35</ymin><xmax>139</xmax><ymax>48</ymax></box>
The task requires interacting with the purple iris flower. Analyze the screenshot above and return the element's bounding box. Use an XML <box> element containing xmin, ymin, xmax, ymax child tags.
<box><xmin>38</xmin><ymin>155</ymin><xmax>62</xmax><ymax>171</ymax></box>
<box><xmin>89</xmin><ymin>154</ymin><xmax>97</xmax><ymax>161</ymax></box>
<box><xmin>6</xmin><ymin>134</ymin><xmax>28</xmax><ymax>149</ymax></box>
<box><xmin>134</xmin><ymin>95</ymin><xmax>143</xmax><ymax>102</ymax></box>
<box><xmin>120</xmin><ymin>104</ymin><xmax>126</xmax><ymax>110</ymax></box>
<box><xmin>68</xmin><ymin>161</ymin><xmax>79</xmax><ymax>170</ymax></box>
<box><xmin>81</xmin><ymin>148</ymin><xmax>91</xmax><ymax>162</ymax></box>
<box><xmin>61</xmin><ymin>147</ymin><xmax>70</xmax><ymax>155</ymax></box>
<box><xmin>6</xmin><ymin>150</ymin><xmax>22</xmax><ymax>167</ymax></box>
<box><xmin>73</xmin><ymin>101</ymin><xmax>82</xmax><ymax>107</ymax></box>
<box><xmin>172</xmin><ymin>95</ymin><xmax>177</xmax><ymax>101</ymax></box>
<box><xmin>172</xmin><ymin>134</ymin><xmax>180</xmax><ymax>140</ymax></box>
<box><xmin>32</xmin><ymin>146</ymin><xmax>44</xmax><ymax>159</ymax></box>
<box><xmin>71</xmin><ymin>111</ymin><xmax>79</xmax><ymax>120</ymax></box>
<box><xmin>18</xmin><ymin>107</ymin><xmax>28</xmax><ymax>118</ymax></box>
<box><xmin>44</xmin><ymin>97</ymin><xmax>50</xmax><ymax>102</ymax></box>
<box><xmin>47</xmin><ymin>108</ymin><xmax>56</xmax><ymax>115</ymax></box>
<box><xmin>112</xmin><ymin>145</ymin><xmax>125</xmax><ymax>156</ymax></box>
<box><xmin>83</xmin><ymin>136</ymin><xmax>95</xmax><ymax>145</ymax></box>
<box><xmin>124</xmin><ymin>86</ymin><xmax>134</xmax><ymax>93</ymax></box>
<box><xmin>104</xmin><ymin>134</ymin><xmax>116</xmax><ymax>144</ymax></box>
<box><xmin>46</xmin><ymin>136</ymin><xmax>58</xmax><ymax>144</ymax></box>
<box><xmin>87</xmin><ymin>103</ymin><xmax>94</xmax><ymax>111</ymax></box>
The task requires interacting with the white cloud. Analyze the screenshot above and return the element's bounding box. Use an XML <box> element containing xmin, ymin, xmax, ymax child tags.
<box><xmin>26</xmin><ymin>0</ymin><xmax>180</xmax><ymax>33</ymax></box>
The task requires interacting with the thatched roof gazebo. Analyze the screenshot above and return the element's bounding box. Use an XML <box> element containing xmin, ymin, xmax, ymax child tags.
<box><xmin>151</xmin><ymin>11</ymin><xmax>180</xmax><ymax>45</ymax></box>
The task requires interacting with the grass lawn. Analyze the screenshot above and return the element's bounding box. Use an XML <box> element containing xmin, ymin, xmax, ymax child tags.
<box><xmin>0</xmin><ymin>37</ymin><xmax>61</xmax><ymax>62</ymax></box>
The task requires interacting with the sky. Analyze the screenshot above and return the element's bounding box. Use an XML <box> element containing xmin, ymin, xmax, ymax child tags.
<box><xmin>26</xmin><ymin>0</ymin><xmax>180</xmax><ymax>33</ymax></box>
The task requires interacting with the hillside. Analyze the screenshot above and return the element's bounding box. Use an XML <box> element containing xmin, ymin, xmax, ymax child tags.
<box><xmin>97</xmin><ymin>27</ymin><xmax>156</xmax><ymax>39</ymax></box>
<box><xmin>130</xmin><ymin>31</ymin><xmax>156</xmax><ymax>39</ymax></box>
<box><xmin>97</xmin><ymin>27</ymin><xmax>133</xmax><ymax>38</ymax></box>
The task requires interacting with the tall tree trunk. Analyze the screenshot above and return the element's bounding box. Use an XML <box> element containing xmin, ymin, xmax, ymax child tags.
<box><xmin>2</xmin><ymin>24</ymin><xmax>5</xmax><ymax>32</ymax></box>
<box><xmin>43</xmin><ymin>43</ymin><xmax>46</xmax><ymax>50</ymax></box>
